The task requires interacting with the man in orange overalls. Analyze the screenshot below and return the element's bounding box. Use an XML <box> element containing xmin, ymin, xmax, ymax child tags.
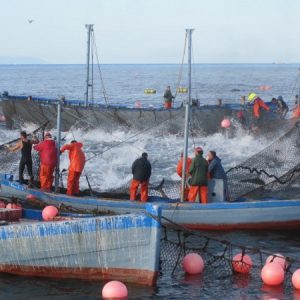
<box><xmin>130</xmin><ymin>152</ymin><xmax>151</xmax><ymax>202</ymax></box>
<box><xmin>248</xmin><ymin>92</ymin><xmax>270</xmax><ymax>119</ymax></box>
<box><xmin>176</xmin><ymin>152</ymin><xmax>192</xmax><ymax>200</ymax></box>
<box><xmin>60</xmin><ymin>140</ymin><xmax>86</xmax><ymax>196</ymax></box>
<box><xmin>34</xmin><ymin>132</ymin><xmax>57</xmax><ymax>192</ymax></box>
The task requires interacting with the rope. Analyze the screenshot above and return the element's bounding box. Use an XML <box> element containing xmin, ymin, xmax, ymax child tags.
<box><xmin>92</xmin><ymin>30</ymin><xmax>109</xmax><ymax>106</ymax></box>
<box><xmin>86</xmin><ymin>111</ymin><xmax>183</xmax><ymax>162</ymax></box>
<box><xmin>173</xmin><ymin>32</ymin><xmax>188</xmax><ymax>102</ymax></box>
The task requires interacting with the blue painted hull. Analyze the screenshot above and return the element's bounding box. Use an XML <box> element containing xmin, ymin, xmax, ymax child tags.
<box><xmin>0</xmin><ymin>176</ymin><xmax>299</xmax><ymax>230</ymax></box>
<box><xmin>0</xmin><ymin>203</ymin><xmax>161</xmax><ymax>286</ymax></box>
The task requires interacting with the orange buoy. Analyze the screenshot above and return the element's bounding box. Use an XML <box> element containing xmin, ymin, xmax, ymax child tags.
<box><xmin>232</xmin><ymin>253</ymin><xmax>253</xmax><ymax>274</ymax></box>
<box><xmin>182</xmin><ymin>253</ymin><xmax>205</xmax><ymax>275</ymax></box>
<box><xmin>42</xmin><ymin>206</ymin><xmax>58</xmax><ymax>221</ymax></box>
<box><xmin>26</xmin><ymin>194</ymin><xmax>37</xmax><ymax>201</ymax></box>
<box><xmin>102</xmin><ymin>281</ymin><xmax>128</xmax><ymax>299</ymax></box>
<box><xmin>0</xmin><ymin>201</ymin><xmax>6</xmax><ymax>208</ymax></box>
<box><xmin>265</xmin><ymin>254</ymin><xmax>286</xmax><ymax>270</ymax></box>
<box><xmin>261</xmin><ymin>263</ymin><xmax>285</xmax><ymax>286</ymax></box>
<box><xmin>292</xmin><ymin>269</ymin><xmax>300</xmax><ymax>290</ymax></box>
<box><xmin>221</xmin><ymin>119</ymin><xmax>231</xmax><ymax>129</ymax></box>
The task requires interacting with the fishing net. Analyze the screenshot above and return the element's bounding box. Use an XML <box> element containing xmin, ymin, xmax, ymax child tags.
<box><xmin>0</xmin><ymin>124</ymin><xmax>47</xmax><ymax>184</ymax></box>
<box><xmin>226</xmin><ymin>120</ymin><xmax>300</xmax><ymax>201</ymax></box>
<box><xmin>158</xmin><ymin>216</ymin><xmax>299</xmax><ymax>296</ymax></box>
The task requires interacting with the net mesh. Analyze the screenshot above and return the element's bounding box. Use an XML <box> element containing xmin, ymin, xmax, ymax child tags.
<box><xmin>0</xmin><ymin>124</ymin><xmax>47</xmax><ymax>183</ymax></box>
<box><xmin>226</xmin><ymin>120</ymin><xmax>300</xmax><ymax>200</ymax></box>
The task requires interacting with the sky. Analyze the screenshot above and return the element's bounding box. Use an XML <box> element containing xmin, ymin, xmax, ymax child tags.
<box><xmin>0</xmin><ymin>0</ymin><xmax>300</xmax><ymax>64</ymax></box>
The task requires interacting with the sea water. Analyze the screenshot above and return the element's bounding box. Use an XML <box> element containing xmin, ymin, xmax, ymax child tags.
<box><xmin>0</xmin><ymin>64</ymin><xmax>299</xmax><ymax>299</ymax></box>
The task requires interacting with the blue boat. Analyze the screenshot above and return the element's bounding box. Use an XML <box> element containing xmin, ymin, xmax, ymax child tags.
<box><xmin>0</xmin><ymin>175</ymin><xmax>299</xmax><ymax>230</ymax></box>
<box><xmin>0</xmin><ymin>202</ymin><xmax>161</xmax><ymax>286</ymax></box>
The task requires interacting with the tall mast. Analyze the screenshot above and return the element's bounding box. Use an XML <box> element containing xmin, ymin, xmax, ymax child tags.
<box><xmin>181</xmin><ymin>28</ymin><xmax>194</xmax><ymax>202</ymax></box>
<box><xmin>85</xmin><ymin>24</ymin><xmax>93</xmax><ymax>106</ymax></box>
<box><xmin>54</xmin><ymin>99</ymin><xmax>62</xmax><ymax>192</ymax></box>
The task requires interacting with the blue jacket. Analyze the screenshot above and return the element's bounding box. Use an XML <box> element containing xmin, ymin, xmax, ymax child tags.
<box><xmin>208</xmin><ymin>156</ymin><xmax>227</xmax><ymax>181</ymax></box>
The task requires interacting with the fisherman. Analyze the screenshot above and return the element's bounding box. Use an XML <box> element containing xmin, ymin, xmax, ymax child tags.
<box><xmin>207</xmin><ymin>150</ymin><xmax>229</xmax><ymax>201</ymax></box>
<box><xmin>7</xmin><ymin>131</ymin><xmax>38</xmax><ymax>186</ymax></box>
<box><xmin>164</xmin><ymin>86</ymin><xmax>175</xmax><ymax>109</ymax></box>
<box><xmin>247</xmin><ymin>92</ymin><xmax>270</xmax><ymax>119</ymax></box>
<box><xmin>188</xmin><ymin>147</ymin><xmax>209</xmax><ymax>204</ymax></box>
<box><xmin>271</xmin><ymin>96</ymin><xmax>288</xmax><ymax>118</ymax></box>
<box><xmin>292</xmin><ymin>95</ymin><xmax>300</xmax><ymax>118</ymax></box>
<box><xmin>34</xmin><ymin>132</ymin><xmax>57</xmax><ymax>192</ymax></box>
<box><xmin>176</xmin><ymin>152</ymin><xmax>192</xmax><ymax>200</ymax></box>
<box><xmin>60</xmin><ymin>140</ymin><xmax>86</xmax><ymax>196</ymax></box>
<box><xmin>130</xmin><ymin>152</ymin><xmax>151</xmax><ymax>202</ymax></box>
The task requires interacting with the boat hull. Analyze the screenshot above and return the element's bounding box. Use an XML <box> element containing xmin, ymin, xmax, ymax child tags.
<box><xmin>0</xmin><ymin>199</ymin><xmax>161</xmax><ymax>286</ymax></box>
<box><xmin>1</xmin><ymin>176</ymin><xmax>299</xmax><ymax>230</ymax></box>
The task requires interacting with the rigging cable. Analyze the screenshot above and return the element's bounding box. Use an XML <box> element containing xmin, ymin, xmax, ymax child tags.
<box><xmin>173</xmin><ymin>32</ymin><xmax>188</xmax><ymax>103</ymax></box>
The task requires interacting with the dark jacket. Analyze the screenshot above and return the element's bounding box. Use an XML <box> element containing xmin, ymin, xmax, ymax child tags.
<box><xmin>189</xmin><ymin>153</ymin><xmax>208</xmax><ymax>186</ymax></box>
<box><xmin>132</xmin><ymin>157</ymin><xmax>151</xmax><ymax>182</ymax></box>
<box><xmin>208</xmin><ymin>156</ymin><xmax>227</xmax><ymax>181</ymax></box>
<box><xmin>164</xmin><ymin>90</ymin><xmax>174</xmax><ymax>102</ymax></box>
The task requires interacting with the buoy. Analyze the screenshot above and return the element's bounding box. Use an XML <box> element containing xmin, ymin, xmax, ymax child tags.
<box><xmin>0</xmin><ymin>201</ymin><xmax>6</xmax><ymax>208</ymax></box>
<box><xmin>6</xmin><ymin>203</ymin><xmax>21</xmax><ymax>209</ymax></box>
<box><xmin>221</xmin><ymin>119</ymin><xmax>231</xmax><ymax>129</ymax></box>
<box><xmin>182</xmin><ymin>253</ymin><xmax>205</xmax><ymax>275</ymax></box>
<box><xmin>261</xmin><ymin>262</ymin><xmax>285</xmax><ymax>286</ymax></box>
<box><xmin>135</xmin><ymin>100</ymin><xmax>141</xmax><ymax>108</ymax></box>
<box><xmin>102</xmin><ymin>281</ymin><xmax>128</xmax><ymax>299</ymax></box>
<box><xmin>292</xmin><ymin>269</ymin><xmax>300</xmax><ymax>290</ymax></box>
<box><xmin>144</xmin><ymin>88</ymin><xmax>156</xmax><ymax>94</ymax></box>
<box><xmin>26</xmin><ymin>194</ymin><xmax>37</xmax><ymax>201</ymax></box>
<box><xmin>232</xmin><ymin>253</ymin><xmax>253</xmax><ymax>274</ymax></box>
<box><xmin>42</xmin><ymin>206</ymin><xmax>58</xmax><ymax>221</ymax></box>
<box><xmin>265</xmin><ymin>254</ymin><xmax>286</xmax><ymax>270</ymax></box>
<box><xmin>177</xmin><ymin>87</ymin><xmax>188</xmax><ymax>93</ymax></box>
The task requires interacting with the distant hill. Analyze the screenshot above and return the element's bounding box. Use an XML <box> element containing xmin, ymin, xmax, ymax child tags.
<box><xmin>0</xmin><ymin>56</ymin><xmax>47</xmax><ymax>64</ymax></box>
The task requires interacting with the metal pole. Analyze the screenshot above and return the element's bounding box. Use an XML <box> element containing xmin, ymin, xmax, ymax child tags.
<box><xmin>298</xmin><ymin>69</ymin><xmax>300</xmax><ymax>108</ymax></box>
<box><xmin>85</xmin><ymin>24</ymin><xmax>93</xmax><ymax>106</ymax></box>
<box><xmin>181</xmin><ymin>28</ymin><xmax>194</xmax><ymax>202</ymax></box>
<box><xmin>54</xmin><ymin>100</ymin><xmax>62</xmax><ymax>192</ymax></box>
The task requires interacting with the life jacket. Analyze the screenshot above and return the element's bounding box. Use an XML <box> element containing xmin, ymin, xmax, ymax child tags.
<box><xmin>61</xmin><ymin>142</ymin><xmax>86</xmax><ymax>173</ymax></box>
<box><xmin>293</xmin><ymin>106</ymin><xmax>300</xmax><ymax>118</ymax></box>
<box><xmin>253</xmin><ymin>97</ymin><xmax>270</xmax><ymax>118</ymax></box>
<box><xmin>176</xmin><ymin>157</ymin><xmax>192</xmax><ymax>177</ymax></box>
<box><xmin>34</xmin><ymin>139</ymin><xmax>57</xmax><ymax>168</ymax></box>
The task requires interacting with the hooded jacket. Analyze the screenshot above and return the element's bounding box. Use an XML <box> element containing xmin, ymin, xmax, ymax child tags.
<box><xmin>208</xmin><ymin>156</ymin><xmax>227</xmax><ymax>181</ymax></box>
<box><xmin>61</xmin><ymin>142</ymin><xmax>86</xmax><ymax>173</ymax></box>
<box><xmin>34</xmin><ymin>139</ymin><xmax>57</xmax><ymax>168</ymax></box>
<box><xmin>132</xmin><ymin>157</ymin><xmax>151</xmax><ymax>182</ymax></box>
<box><xmin>189</xmin><ymin>153</ymin><xmax>208</xmax><ymax>186</ymax></box>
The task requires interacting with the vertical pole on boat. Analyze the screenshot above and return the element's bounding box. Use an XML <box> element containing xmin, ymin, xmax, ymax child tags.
<box><xmin>181</xmin><ymin>28</ymin><xmax>194</xmax><ymax>202</ymax></box>
<box><xmin>298</xmin><ymin>68</ymin><xmax>300</xmax><ymax>109</ymax></box>
<box><xmin>54</xmin><ymin>99</ymin><xmax>62</xmax><ymax>193</ymax></box>
<box><xmin>85</xmin><ymin>24</ymin><xmax>93</xmax><ymax>106</ymax></box>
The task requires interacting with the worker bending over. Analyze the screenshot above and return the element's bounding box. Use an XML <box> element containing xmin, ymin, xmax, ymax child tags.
<box><xmin>60</xmin><ymin>140</ymin><xmax>86</xmax><ymax>196</ymax></box>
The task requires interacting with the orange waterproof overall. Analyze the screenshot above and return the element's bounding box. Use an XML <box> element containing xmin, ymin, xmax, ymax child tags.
<box><xmin>188</xmin><ymin>186</ymin><xmax>208</xmax><ymax>204</ymax></box>
<box><xmin>40</xmin><ymin>165</ymin><xmax>55</xmax><ymax>192</ymax></box>
<box><xmin>176</xmin><ymin>157</ymin><xmax>192</xmax><ymax>200</ymax></box>
<box><xmin>130</xmin><ymin>180</ymin><xmax>149</xmax><ymax>202</ymax></box>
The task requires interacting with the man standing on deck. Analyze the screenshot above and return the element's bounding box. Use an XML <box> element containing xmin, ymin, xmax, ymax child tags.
<box><xmin>130</xmin><ymin>152</ymin><xmax>151</xmax><ymax>202</ymax></box>
<box><xmin>176</xmin><ymin>152</ymin><xmax>192</xmax><ymax>200</ymax></box>
<box><xmin>60</xmin><ymin>140</ymin><xmax>86</xmax><ymax>196</ymax></box>
<box><xmin>34</xmin><ymin>132</ymin><xmax>57</xmax><ymax>192</ymax></box>
<box><xmin>164</xmin><ymin>86</ymin><xmax>175</xmax><ymax>109</ymax></box>
<box><xmin>7</xmin><ymin>131</ymin><xmax>38</xmax><ymax>186</ymax></box>
<box><xmin>188</xmin><ymin>147</ymin><xmax>209</xmax><ymax>204</ymax></box>
<box><xmin>271</xmin><ymin>96</ymin><xmax>288</xmax><ymax>119</ymax></box>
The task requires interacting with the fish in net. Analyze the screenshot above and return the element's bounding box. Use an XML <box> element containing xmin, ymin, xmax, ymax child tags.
<box><xmin>226</xmin><ymin>120</ymin><xmax>300</xmax><ymax>201</ymax></box>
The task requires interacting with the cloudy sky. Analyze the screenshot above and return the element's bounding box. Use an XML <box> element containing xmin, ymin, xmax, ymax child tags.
<box><xmin>0</xmin><ymin>0</ymin><xmax>299</xmax><ymax>64</ymax></box>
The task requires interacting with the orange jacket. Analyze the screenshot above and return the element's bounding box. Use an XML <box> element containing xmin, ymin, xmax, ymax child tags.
<box><xmin>293</xmin><ymin>106</ymin><xmax>300</xmax><ymax>118</ymax></box>
<box><xmin>61</xmin><ymin>142</ymin><xmax>86</xmax><ymax>173</ymax></box>
<box><xmin>176</xmin><ymin>157</ymin><xmax>192</xmax><ymax>177</ymax></box>
<box><xmin>253</xmin><ymin>98</ymin><xmax>270</xmax><ymax>118</ymax></box>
